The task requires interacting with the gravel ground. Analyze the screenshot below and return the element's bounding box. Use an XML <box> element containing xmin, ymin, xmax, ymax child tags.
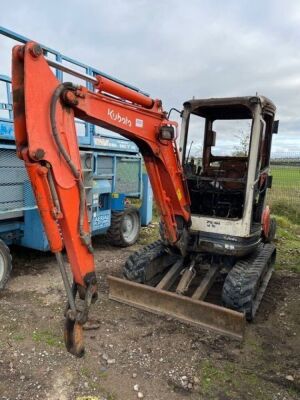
<box><xmin>0</xmin><ymin>229</ymin><xmax>299</xmax><ymax>400</ymax></box>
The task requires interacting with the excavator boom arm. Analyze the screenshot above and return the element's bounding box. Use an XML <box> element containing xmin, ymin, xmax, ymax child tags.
<box><xmin>72</xmin><ymin>86</ymin><xmax>191</xmax><ymax>246</ymax></box>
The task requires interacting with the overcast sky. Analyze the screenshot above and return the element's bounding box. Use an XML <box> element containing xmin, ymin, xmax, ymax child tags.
<box><xmin>1</xmin><ymin>0</ymin><xmax>300</xmax><ymax>154</ymax></box>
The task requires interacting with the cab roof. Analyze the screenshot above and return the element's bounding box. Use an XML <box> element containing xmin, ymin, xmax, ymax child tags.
<box><xmin>183</xmin><ymin>96</ymin><xmax>276</xmax><ymax>120</ymax></box>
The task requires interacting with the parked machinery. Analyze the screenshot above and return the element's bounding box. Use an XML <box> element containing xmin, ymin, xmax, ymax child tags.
<box><xmin>11</xmin><ymin>40</ymin><xmax>278</xmax><ymax>356</ymax></box>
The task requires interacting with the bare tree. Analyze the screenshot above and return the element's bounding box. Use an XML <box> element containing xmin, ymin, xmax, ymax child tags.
<box><xmin>232</xmin><ymin>127</ymin><xmax>250</xmax><ymax>156</ymax></box>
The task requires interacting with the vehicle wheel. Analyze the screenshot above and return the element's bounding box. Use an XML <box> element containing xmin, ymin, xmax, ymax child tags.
<box><xmin>0</xmin><ymin>239</ymin><xmax>12</xmax><ymax>290</ymax></box>
<box><xmin>107</xmin><ymin>207</ymin><xmax>141</xmax><ymax>247</ymax></box>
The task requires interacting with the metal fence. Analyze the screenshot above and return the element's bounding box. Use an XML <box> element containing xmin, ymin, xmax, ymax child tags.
<box><xmin>0</xmin><ymin>147</ymin><xmax>36</xmax><ymax>220</ymax></box>
<box><xmin>268</xmin><ymin>152</ymin><xmax>300</xmax><ymax>215</ymax></box>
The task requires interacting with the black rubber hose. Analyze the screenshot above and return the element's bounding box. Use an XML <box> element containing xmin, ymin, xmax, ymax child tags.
<box><xmin>50</xmin><ymin>82</ymin><xmax>93</xmax><ymax>253</ymax></box>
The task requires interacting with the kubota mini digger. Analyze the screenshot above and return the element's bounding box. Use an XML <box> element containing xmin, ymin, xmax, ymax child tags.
<box><xmin>12</xmin><ymin>41</ymin><xmax>278</xmax><ymax>356</ymax></box>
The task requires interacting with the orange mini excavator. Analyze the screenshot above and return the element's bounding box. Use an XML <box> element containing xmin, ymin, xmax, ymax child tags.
<box><xmin>12</xmin><ymin>42</ymin><xmax>278</xmax><ymax>357</ymax></box>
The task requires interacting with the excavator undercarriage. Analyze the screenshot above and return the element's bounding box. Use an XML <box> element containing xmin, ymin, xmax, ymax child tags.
<box><xmin>111</xmin><ymin>241</ymin><xmax>247</xmax><ymax>339</ymax></box>
<box><xmin>110</xmin><ymin>240</ymin><xmax>276</xmax><ymax>339</ymax></box>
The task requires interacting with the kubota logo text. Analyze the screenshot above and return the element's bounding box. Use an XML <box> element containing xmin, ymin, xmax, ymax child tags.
<box><xmin>107</xmin><ymin>108</ymin><xmax>132</xmax><ymax>127</ymax></box>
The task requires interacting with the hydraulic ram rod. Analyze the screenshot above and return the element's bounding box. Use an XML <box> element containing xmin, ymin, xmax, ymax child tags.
<box><xmin>46</xmin><ymin>59</ymin><xmax>153</xmax><ymax>108</ymax></box>
<box><xmin>46</xmin><ymin>59</ymin><xmax>98</xmax><ymax>84</ymax></box>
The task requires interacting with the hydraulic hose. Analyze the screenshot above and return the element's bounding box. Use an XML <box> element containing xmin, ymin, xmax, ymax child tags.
<box><xmin>50</xmin><ymin>82</ymin><xmax>93</xmax><ymax>253</ymax></box>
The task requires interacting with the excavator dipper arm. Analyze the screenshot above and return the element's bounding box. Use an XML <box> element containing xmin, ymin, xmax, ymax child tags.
<box><xmin>12</xmin><ymin>42</ymin><xmax>191</xmax><ymax>356</ymax></box>
<box><xmin>12</xmin><ymin>43</ymin><xmax>97</xmax><ymax>357</ymax></box>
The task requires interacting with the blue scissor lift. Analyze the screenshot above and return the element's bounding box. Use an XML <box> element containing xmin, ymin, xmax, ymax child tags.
<box><xmin>0</xmin><ymin>27</ymin><xmax>153</xmax><ymax>288</ymax></box>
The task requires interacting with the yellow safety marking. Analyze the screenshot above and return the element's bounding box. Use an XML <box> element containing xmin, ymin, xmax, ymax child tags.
<box><xmin>176</xmin><ymin>188</ymin><xmax>182</xmax><ymax>201</ymax></box>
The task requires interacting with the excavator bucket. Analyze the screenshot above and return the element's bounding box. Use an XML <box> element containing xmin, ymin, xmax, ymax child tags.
<box><xmin>64</xmin><ymin>317</ymin><xmax>85</xmax><ymax>358</ymax></box>
<box><xmin>108</xmin><ymin>275</ymin><xmax>246</xmax><ymax>340</ymax></box>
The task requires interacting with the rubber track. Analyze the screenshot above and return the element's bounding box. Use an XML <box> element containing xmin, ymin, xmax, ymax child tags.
<box><xmin>123</xmin><ymin>240</ymin><xmax>178</xmax><ymax>284</ymax></box>
<box><xmin>222</xmin><ymin>243</ymin><xmax>275</xmax><ymax>321</ymax></box>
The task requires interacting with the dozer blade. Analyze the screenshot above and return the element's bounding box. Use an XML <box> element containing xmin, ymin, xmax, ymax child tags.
<box><xmin>108</xmin><ymin>275</ymin><xmax>245</xmax><ymax>340</ymax></box>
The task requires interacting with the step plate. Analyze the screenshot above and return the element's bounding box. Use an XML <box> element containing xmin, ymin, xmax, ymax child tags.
<box><xmin>108</xmin><ymin>275</ymin><xmax>245</xmax><ymax>340</ymax></box>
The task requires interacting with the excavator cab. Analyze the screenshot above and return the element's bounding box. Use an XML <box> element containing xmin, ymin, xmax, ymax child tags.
<box><xmin>179</xmin><ymin>96</ymin><xmax>278</xmax><ymax>256</ymax></box>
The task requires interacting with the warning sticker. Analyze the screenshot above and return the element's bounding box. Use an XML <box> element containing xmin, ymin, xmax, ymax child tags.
<box><xmin>94</xmin><ymin>137</ymin><xmax>110</xmax><ymax>146</ymax></box>
<box><xmin>135</xmin><ymin>118</ymin><xmax>144</xmax><ymax>128</ymax></box>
